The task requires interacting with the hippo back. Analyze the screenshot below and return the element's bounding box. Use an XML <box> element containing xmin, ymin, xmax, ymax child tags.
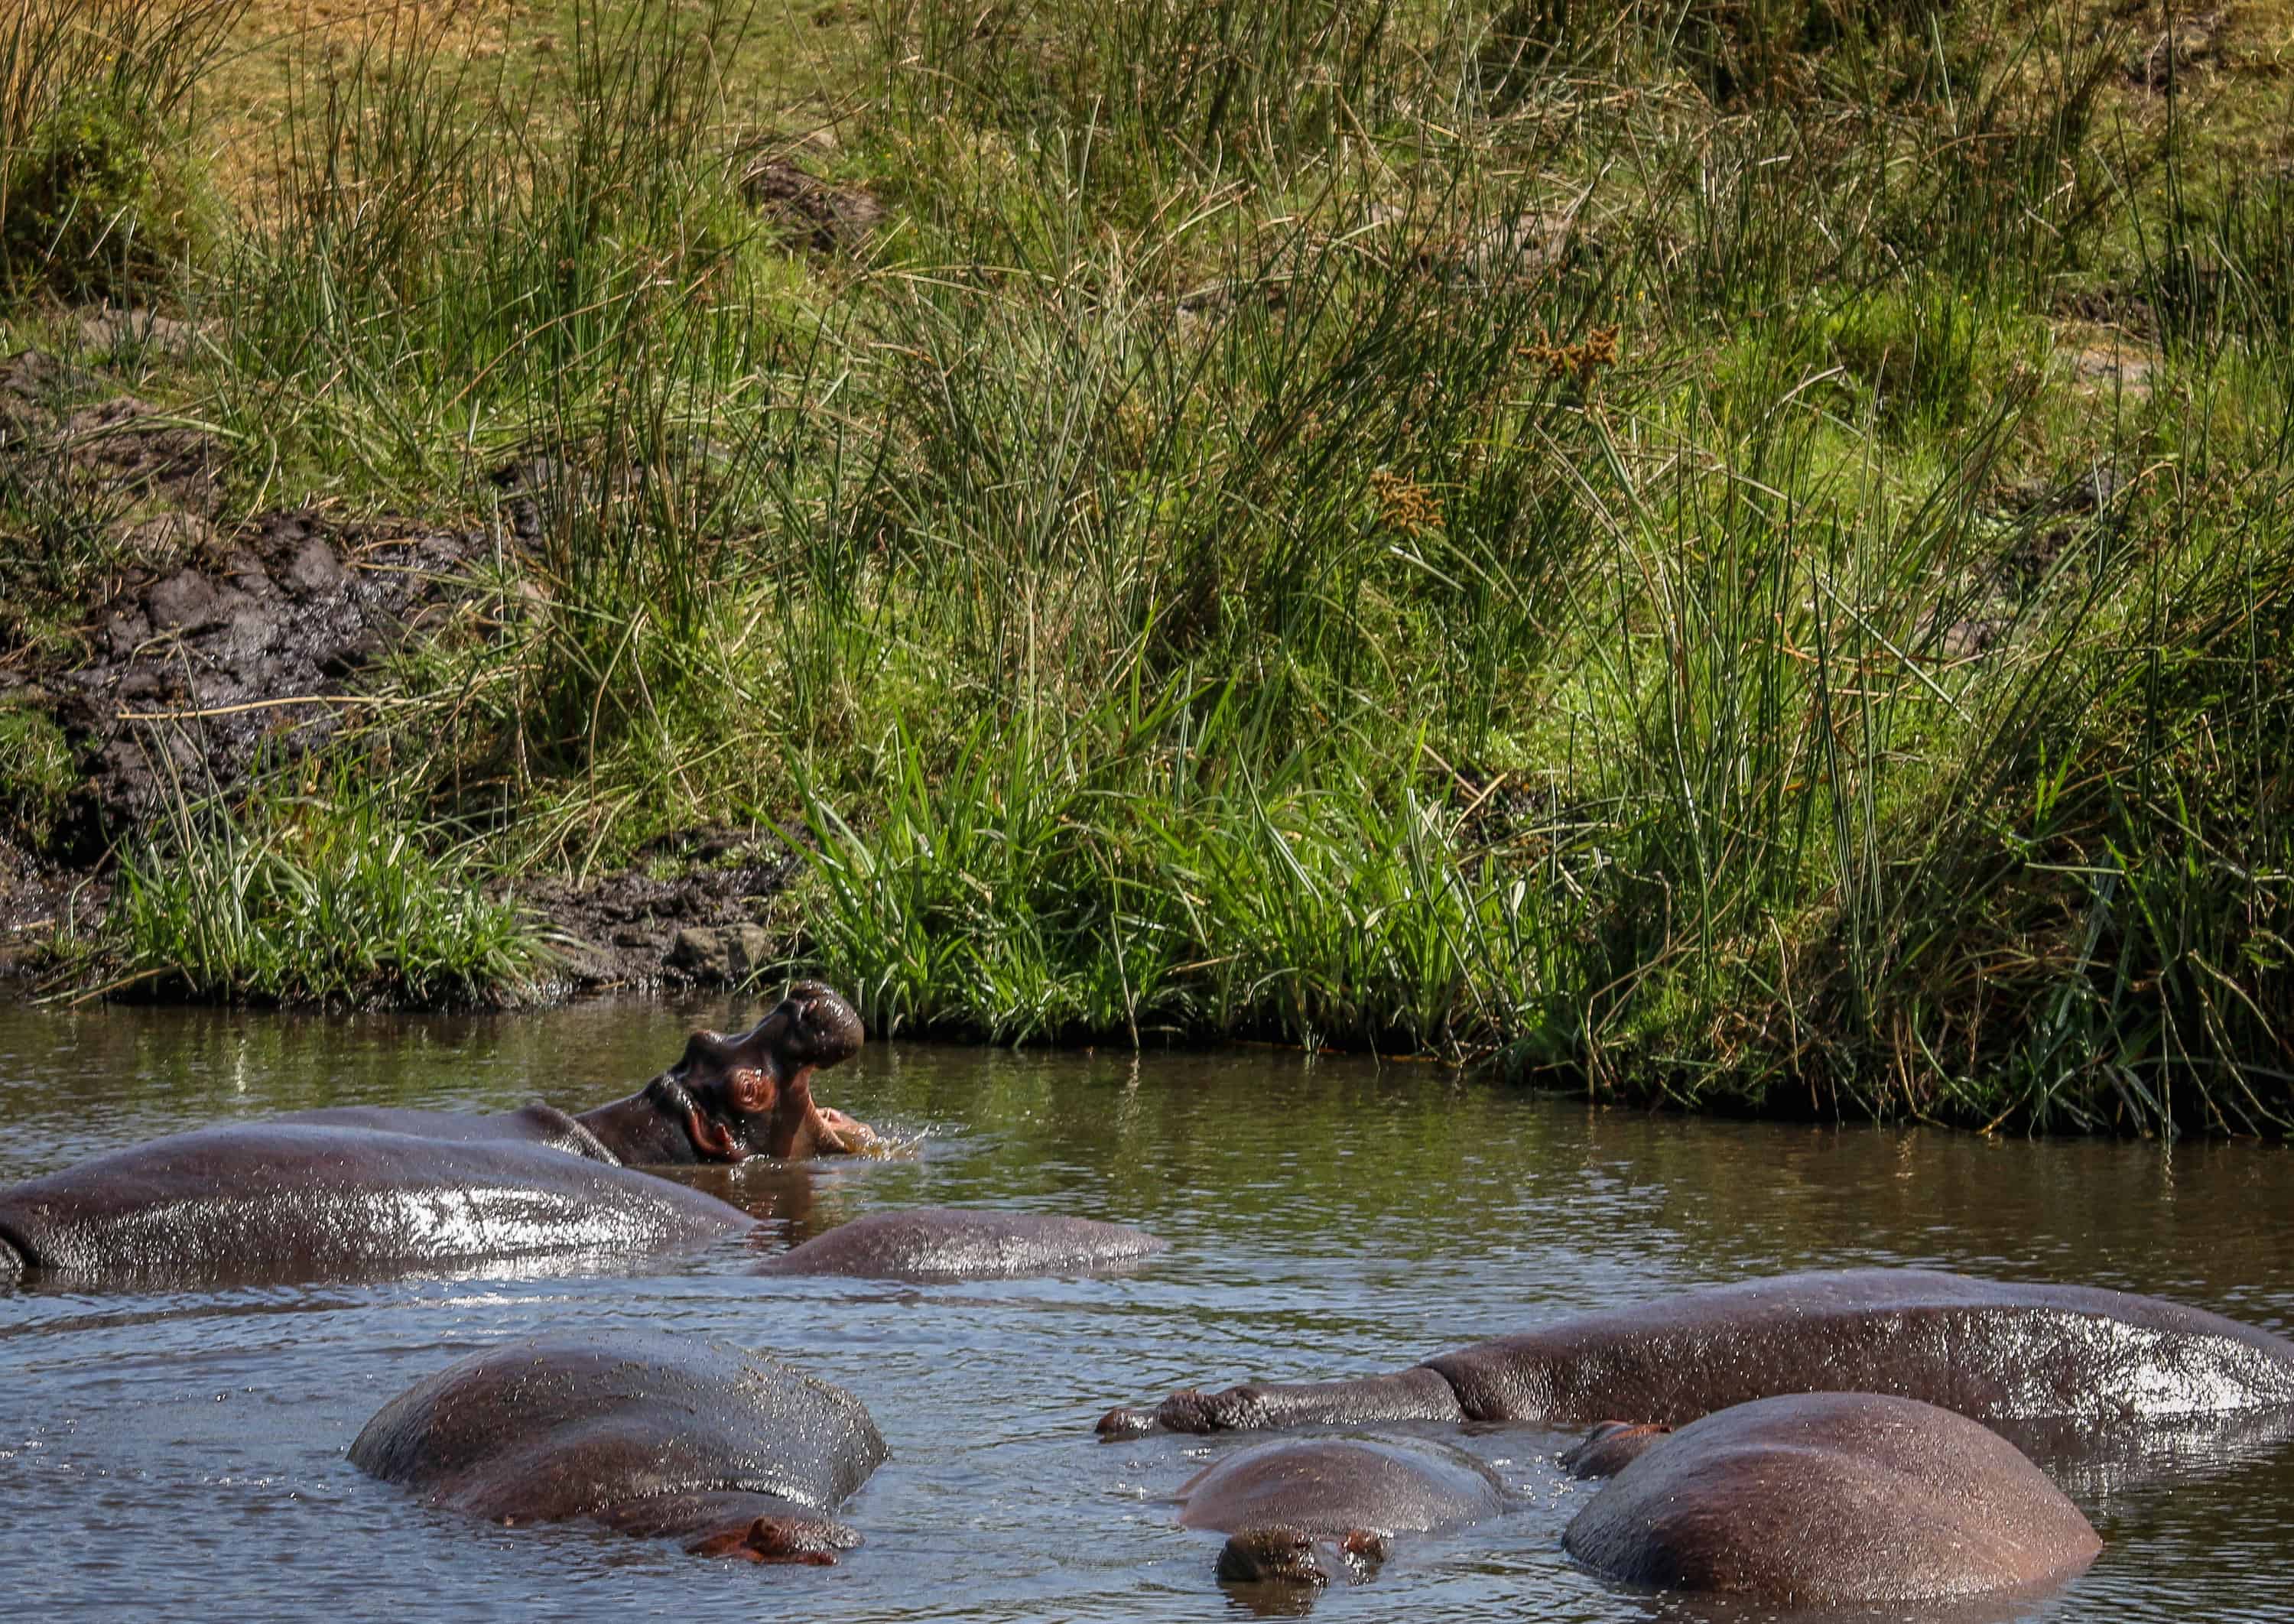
<box><xmin>752</xmin><ymin>1208</ymin><xmax>1167</xmax><ymax>1281</ymax></box>
<box><xmin>351</xmin><ymin>1330</ymin><xmax>887</xmax><ymax>1522</ymax></box>
<box><xmin>281</xmin><ymin>1103</ymin><xmax>611</xmax><ymax>1161</ymax></box>
<box><xmin>0</xmin><ymin>1124</ymin><xmax>752</xmax><ymax>1287</ymax></box>
<box><xmin>1430</xmin><ymin>1268</ymin><xmax>2294</xmax><ymax>1425</ymax></box>
<box><xmin>1178</xmin><ymin>1437</ymin><xmax>1506</xmax><ymax>1538</ymax></box>
<box><xmin>1563</xmin><ymin>1392</ymin><xmax>2102</xmax><ymax>1602</ymax></box>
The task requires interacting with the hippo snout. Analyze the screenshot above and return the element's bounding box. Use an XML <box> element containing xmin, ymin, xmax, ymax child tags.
<box><xmin>685</xmin><ymin>1513</ymin><xmax>860</xmax><ymax>1566</ymax></box>
<box><xmin>1095</xmin><ymin>1404</ymin><xmax>1156</xmax><ymax>1440</ymax></box>
<box><xmin>1561</xmin><ymin>1421</ymin><xmax>1672</xmax><ymax>1479</ymax></box>
<box><xmin>1217</xmin><ymin>1528</ymin><xmax>1324</xmax><ymax>1587</ymax></box>
<box><xmin>785</xmin><ymin>982</ymin><xmax>865</xmax><ymax>1067</ymax></box>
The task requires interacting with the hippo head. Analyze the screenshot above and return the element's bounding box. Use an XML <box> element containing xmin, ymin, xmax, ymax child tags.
<box><xmin>1216</xmin><ymin>1526</ymin><xmax>1388</xmax><ymax>1590</ymax></box>
<box><xmin>657</xmin><ymin>982</ymin><xmax>868</xmax><ymax>1161</ymax></box>
<box><xmin>684</xmin><ymin>1513</ymin><xmax>862</xmax><ymax>1566</ymax></box>
<box><xmin>1560</xmin><ymin>1420</ymin><xmax>1672</xmax><ymax>1479</ymax></box>
<box><xmin>579</xmin><ymin>983</ymin><xmax>872</xmax><ymax>1164</ymax></box>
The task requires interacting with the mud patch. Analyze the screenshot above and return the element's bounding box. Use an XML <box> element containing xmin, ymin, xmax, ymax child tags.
<box><xmin>2</xmin><ymin>358</ymin><xmax>813</xmax><ymax>1001</ymax></box>
<box><xmin>71</xmin><ymin>306</ymin><xmax>213</xmax><ymax>363</ymax></box>
<box><xmin>2126</xmin><ymin>8</ymin><xmax>2227</xmax><ymax>93</ymax></box>
<box><xmin>740</xmin><ymin>156</ymin><xmax>886</xmax><ymax>253</ymax></box>
<box><xmin>0</xmin><ymin>829</ymin><xmax>98</xmax><ymax>979</ymax></box>
<box><xmin>523</xmin><ymin>827</ymin><xmax>803</xmax><ymax>991</ymax></box>
<box><xmin>53</xmin><ymin>395</ymin><xmax>223</xmax><ymax>515</ymax></box>
<box><xmin>46</xmin><ymin>509</ymin><xmax>478</xmax><ymax>842</ymax></box>
<box><xmin>1914</xmin><ymin>463</ymin><xmax>2134</xmax><ymax>660</ymax></box>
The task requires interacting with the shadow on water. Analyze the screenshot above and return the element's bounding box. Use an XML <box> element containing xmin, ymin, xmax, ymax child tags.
<box><xmin>2</xmin><ymin>996</ymin><xmax>2292</xmax><ymax>1620</ymax></box>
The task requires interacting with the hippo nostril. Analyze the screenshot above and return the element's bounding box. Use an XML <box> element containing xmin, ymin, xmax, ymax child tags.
<box><xmin>788</xmin><ymin>985</ymin><xmax>866</xmax><ymax>1064</ymax></box>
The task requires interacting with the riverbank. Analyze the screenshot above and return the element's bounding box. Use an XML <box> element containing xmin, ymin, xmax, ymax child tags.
<box><xmin>2</xmin><ymin>0</ymin><xmax>2288</xmax><ymax>1132</ymax></box>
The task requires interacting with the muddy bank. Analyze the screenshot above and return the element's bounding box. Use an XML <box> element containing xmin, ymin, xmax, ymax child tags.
<box><xmin>0</xmin><ymin>344</ymin><xmax>801</xmax><ymax>999</ymax></box>
<box><xmin>53</xmin><ymin>508</ymin><xmax>477</xmax><ymax>836</ymax></box>
<box><xmin>526</xmin><ymin>828</ymin><xmax>803</xmax><ymax>993</ymax></box>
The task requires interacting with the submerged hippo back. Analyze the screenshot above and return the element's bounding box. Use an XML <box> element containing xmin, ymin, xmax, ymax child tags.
<box><xmin>0</xmin><ymin>1124</ymin><xmax>753</xmax><ymax>1287</ymax></box>
<box><xmin>1430</xmin><ymin>1268</ymin><xmax>2294</xmax><ymax>1426</ymax></box>
<box><xmin>1564</xmin><ymin>1392</ymin><xmax>2102</xmax><ymax>1602</ymax></box>
<box><xmin>351</xmin><ymin>1330</ymin><xmax>887</xmax><ymax>1522</ymax></box>
<box><xmin>752</xmin><ymin>1208</ymin><xmax>1167</xmax><ymax>1281</ymax></box>
<box><xmin>1178</xmin><ymin>1437</ymin><xmax>1507</xmax><ymax>1538</ymax></box>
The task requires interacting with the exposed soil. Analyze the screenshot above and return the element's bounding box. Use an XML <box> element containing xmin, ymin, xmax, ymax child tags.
<box><xmin>0</xmin><ymin>342</ymin><xmax>807</xmax><ymax>998</ymax></box>
<box><xmin>49</xmin><ymin>510</ymin><xmax>478</xmax><ymax>839</ymax></box>
<box><xmin>524</xmin><ymin>827</ymin><xmax>804</xmax><ymax>992</ymax></box>
<box><xmin>739</xmin><ymin>155</ymin><xmax>886</xmax><ymax>253</ymax></box>
<box><xmin>0</xmin><ymin>830</ymin><xmax>98</xmax><ymax>980</ymax></box>
<box><xmin>2125</xmin><ymin>8</ymin><xmax>2229</xmax><ymax>93</ymax></box>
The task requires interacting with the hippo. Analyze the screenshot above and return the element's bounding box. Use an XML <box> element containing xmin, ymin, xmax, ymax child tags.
<box><xmin>0</xmin><ymin>983</ymin><xmax>871</xmax><ymax>1287</ymax></box>
<box><xmin>1558</xmin><ymin>1420</ymin><xmax>1672</xmax><ymax>1479</ymax></box>
<box><xmin>352</xmin><ymin>1329</ymin><xmax>886</xmax><ymax>1564</ymax></box>
<box><xmin>752</xmin><ymin>1207</ymin><xmax>1165</xmax><ymax>1281</ymax></box>
<box><xmin>1176</xmin><ymin>1437</ymin><xmax>1509</xmax><ymax>1588</ymax></box>
<box><xmin>1562</xmin><ymin>1392</ymin><xmax>2103</xmax><ymax>1603</ymax></box>
<box><xmin>290</xmin><ymin>980</ymin><xmax>875</xmax><ymax>1165</ymax></box>
<box><xmin>1097</xmin><ymin>1268</ymin><xmax>2294</xmax><ymax>1439</ymax></box>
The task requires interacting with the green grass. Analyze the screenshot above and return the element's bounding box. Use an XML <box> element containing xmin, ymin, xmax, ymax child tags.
<box><xmin>0</xmin><ymin>700</ymin><xmax>74</xmax><ymax>849</ymax></box>
<box><xmin>87</xmin><ymin>775</ymin><xmax>543</xmax><ymax>1008</ymax></box>
<box><xmin>0</xmin><ymin>0</ymin><xmax>2288</xmax><ymax>1126</ymax></box>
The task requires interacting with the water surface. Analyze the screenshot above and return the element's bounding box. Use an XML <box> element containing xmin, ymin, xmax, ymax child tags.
<box><xmin>2</xmin><ymin>999</ymin><xmax>2290</xmax><ymax>1622</ymax></box>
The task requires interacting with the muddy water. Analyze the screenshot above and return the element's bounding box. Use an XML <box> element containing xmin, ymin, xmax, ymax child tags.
<box><xmin>2</xmin><ymin>998</ymin><xmax>2291</xmax><ymax>1623</ymax></box>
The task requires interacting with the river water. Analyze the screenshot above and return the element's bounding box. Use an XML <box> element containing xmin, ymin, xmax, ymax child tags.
<box><xmin>2</xmin><ymin>996</ymin><xmax>2290</xmax><ymax>1622</ymax></box>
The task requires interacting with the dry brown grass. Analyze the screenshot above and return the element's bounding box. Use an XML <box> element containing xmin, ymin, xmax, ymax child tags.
<box><xmin>191</xmin><ymin>0</ymin><xmax>863</xmax><ymax>205</ymax></box>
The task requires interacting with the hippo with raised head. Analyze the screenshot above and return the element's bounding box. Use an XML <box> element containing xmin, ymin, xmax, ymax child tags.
<box><xmin>293</xmin><ymin>979</ymin><xmax>874</xmax><ymax>1164</ymax></box>
<box><xmin>752</xmin><ymin>1207</ymin><xmax>1165</xmax><ymax>1281</ymax></box>
<box><xmin>1176</xmin><ymin>1437</ymin><xmax>1509</xmax><ymax>1589</ymax></box>
<box><xmin>352</xmin><ymin>1330</ymin><xmax>885</xmax><ymax>1564</ymax></box>
<box><xmin>0</xmin><ymin>983</ymin><xmax>871</xmax><ymax>1288</ymax></box>
<box><xmin>1097</xmin><ymin>1268</ymin><xmax>2294</xmax><ymax>1439</ymax></box>
<box><xmin>1562</xmin><ymin>1392</ymin><xmax>2104</xmax><ymax>1603</ymax></box>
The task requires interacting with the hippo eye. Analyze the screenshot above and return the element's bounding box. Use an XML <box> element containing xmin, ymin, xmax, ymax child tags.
<box><xmin>726</xmin><ymin>1066</ymin><xmax>775</xmax><ymax>1115</ymax></box>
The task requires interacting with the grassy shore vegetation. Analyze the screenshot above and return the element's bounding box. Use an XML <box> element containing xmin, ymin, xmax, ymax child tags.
<box><xmin>0</xmin><ymin>0</ymin><xmax>2288</xmax><ymax>1132</ymax></box>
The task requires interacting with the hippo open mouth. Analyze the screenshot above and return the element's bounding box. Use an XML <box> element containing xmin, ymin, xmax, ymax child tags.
<box><xmin>612</xmin><ymin>982</ymin><xmax>872</xmax><ymax>1165</ymax></box>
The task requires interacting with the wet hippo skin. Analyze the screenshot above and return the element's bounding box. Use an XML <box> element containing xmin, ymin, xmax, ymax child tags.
<box><xmin>1098</xmin><ymin>1268</ymin><xmax>2294</xmax><ymax>1437</ymax></box>
<box><xmin>1558</xmin><ymin>1421</ymin><xmax>1672</xmax><ymax>1479</ymax></box>
<box><xmin>1563</xmin><ymin>1392</ymin><xmax>2104</xmax><ymax>1602</ymax></box>
<box><xmin>0</xmin><ymin>983</ymin><xmax>869</xmax><ymax>1288</ymax></box>
<box><xmin>752</xmin><ymin>1208</ymin><xmax>1165</xmax><ymax>1280</ymax></box>
<box><xmin>1177</xmin><ymin>1437</ymin><xmax>1509</xmax><ymax>1587</ymax></box>
<box><xmin>0</xmin><ymin>1126</ymin><xmax>755</xmax><ymax>1286</ymax></box>
<box><xmin>352</xmin><ymin>1329</ymin><xmax>887</xmax><ymax>1564</ymax></box>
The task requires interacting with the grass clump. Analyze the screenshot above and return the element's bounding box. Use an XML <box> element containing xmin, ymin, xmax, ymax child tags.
<box><xmin>0</xmin><ymin>0</ymin><xmax>239</xmax><ymax>297</ymax></box>
<box><xmin>97</xmin><ymin>778</ymin><xmax>542</xmax><ymax>1009</ymax></box>
<box><xmin>0</xmin><ymin>701</ymin><xmax>74</xmax><ymax>850</ymax></box>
